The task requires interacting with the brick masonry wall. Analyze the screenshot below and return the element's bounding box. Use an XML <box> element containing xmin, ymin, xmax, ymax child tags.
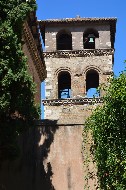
<box><xmin>45</xmin><ymin>24</ymin><xmax>111</xmax><ymax>51</ymax></box>
<box><xmin>45</xmin><ymin>55</ymin><xmax>113</xmax><ymax>99</ymax></box>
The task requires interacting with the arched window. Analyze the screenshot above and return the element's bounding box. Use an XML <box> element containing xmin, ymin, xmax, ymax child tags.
<box><xmin>83</xmin><ymin>29</ymin><xmax>99</xmax><ymax>49</ymax></box>
<box><xmin>58</xmin><ymin>71</ymin><xmax>71</xmax><ymax>99</ymax></box>
<box><xmin>57</xmin><ymin>30</ymin><xmax>72</xmax><ymax>50</ymax></box>
<box><xmin>86</xmin><ymin>69</ymin><xmax>99</xmax><ymax>97</ymax></box>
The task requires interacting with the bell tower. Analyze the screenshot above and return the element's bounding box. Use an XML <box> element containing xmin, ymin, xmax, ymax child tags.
<box><xmin>39</xmin><ymin>17</ymin><xmax>116</xmax><ymax>190</ymax></box>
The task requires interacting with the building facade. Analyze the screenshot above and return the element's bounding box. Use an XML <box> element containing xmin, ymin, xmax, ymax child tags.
<box><xmin>0</xmin><ymin>16</ymin><xmax>116</xmax><ymax>190</ymax></box>
<box><xmin>39</xmin><ymin>17</ymin><xmax>117</xmax><ymax>189</ymax></box>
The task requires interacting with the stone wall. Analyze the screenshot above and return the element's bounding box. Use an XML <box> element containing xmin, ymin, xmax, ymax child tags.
<box><xmin>45</xmin><ymin>24</ymin><xmax>111</xmax><ymax>51</ymax></box>
<box><xmin>45</xmin><ymin>55</ymin><xmax>113</xmax><ymax>99</ymax></box>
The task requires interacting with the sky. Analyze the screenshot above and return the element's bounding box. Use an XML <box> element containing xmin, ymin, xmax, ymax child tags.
<box><xmin>36</xmin><ymin>0</ymin><xmax>126</xmax><ymax>75</ymax></box>
<box><xmin>36</xmin><ymin>0</ymin><xmax>126</xmax><ymax>117</ymax></box>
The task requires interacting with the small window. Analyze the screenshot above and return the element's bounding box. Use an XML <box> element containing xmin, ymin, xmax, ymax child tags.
<box><xmin>83</xmin><ymin>29</ymin><xmax>99</xmax><ymax>49</ymax></box>
<box><xmin>58</xmin><ymin>72</ymin><xmax>71</xmax><ymax>98</ymax></box>
<box><xmin>86</xmin><ymin>69</ymin><xmax>99</xmax><ymax>97</ymax></box>
<box><xmin>57</xmin><ymin>31</ymin><xmax>72</xmax><ymax>50</ymax></box>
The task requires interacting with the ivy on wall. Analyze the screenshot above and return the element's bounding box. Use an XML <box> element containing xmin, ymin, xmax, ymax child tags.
<box><xmin>0</xmin><ymin>0</ymin><xmax>40</xmax><ymax>160</ymax></box>
<box><xmin>83</xmin><ymin>70</ymin><xmax>126</xmax><ymax>189</ymax></box>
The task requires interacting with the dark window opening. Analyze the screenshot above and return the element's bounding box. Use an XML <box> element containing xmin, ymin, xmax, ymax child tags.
<box><xmin>57</xmin><ymin>32</ymin><xmax>72</xmax><ymax>50</ymax></box>
<box><xmin>58</xmin><ymin>72</ymin><xmax>71</xmax><ymax>99</ymax></box>
<box><xmin>83</xmin><ymin>29</ymin><xmax>99</xmax><ymax>49</ymax></box>
<box><xmin>84</xmin><ymin>34</ymin><xmax>95</xmax><ymax>49</ymax></box>
<box><xmin>86</xmin><ymin>69</ymin><xmax>99</xmax><ymax>97</ymax></box>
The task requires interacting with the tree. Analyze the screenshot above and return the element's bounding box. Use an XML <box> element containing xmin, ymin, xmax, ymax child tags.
<box><xmin>83</xmin><ymin>70</ymin><xmax>126</xmax><ymax>189</ymax></box>
<box><xmin>0</xmin><ymin>0</ymin><xmax>39</xmax><ymax>161</ymax></box>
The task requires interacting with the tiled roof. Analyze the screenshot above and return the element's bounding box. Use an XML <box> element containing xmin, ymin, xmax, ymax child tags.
<box><xmin>39</xmin><ymin>17</ymin><xmax>117</xmax><ymax>24</ymax></box>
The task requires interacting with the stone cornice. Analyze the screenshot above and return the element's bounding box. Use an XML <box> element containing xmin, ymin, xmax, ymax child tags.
<box><xmin>42</xmin><ymin>97</ymin><xmax>103</xmax><ymax>106</ymax></box>
<box><xmin>43</xmin><ymin>49</ymin><xmax>114</xmax><ymax>58</ymax></box>
<box><xmin>23</xmin><ymin>21</ymin><xmax>46</xmax><ymax>81</ymax></box>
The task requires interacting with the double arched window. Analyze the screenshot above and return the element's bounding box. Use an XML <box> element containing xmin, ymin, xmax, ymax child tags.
<box><xmin>57</xmin><ymin>69</ymin><xmax>100</xmax><ymax>99</ymax></box>
<box><xmin>56</xmin><ymin>28</ymin><xmax>99</xmax><ymax>50</ymax></box>
<box><xmin>83</xmin><ymin>29</ymin><xmax>99</xmax><ymax>49</ymax></box>
<box><xmin>58</xmin><ymin>71</ymin><xmax>71</xmax><ymax>98</ymax></box>
<box><xmin>56</xmin><ymin>30</ymin><xmax>72</xmax><ymax>50</ymax></box>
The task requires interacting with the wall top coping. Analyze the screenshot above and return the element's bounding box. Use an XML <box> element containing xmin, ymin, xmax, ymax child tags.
<box><xmin>42</xmin><ymin>97</ymin><xmax>103</xmax><ymax>106</ymax></box>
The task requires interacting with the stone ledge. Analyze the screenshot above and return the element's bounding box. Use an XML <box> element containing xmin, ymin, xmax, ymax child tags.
<box><xmin>43</xmin><ymin>49</ymin><xmax>114</xmax><ymax>58</ymax></box>
<box><xmin>42</xmin><ymin>97</ymin><xmax>103</xmax><ymax>106</ymax></box>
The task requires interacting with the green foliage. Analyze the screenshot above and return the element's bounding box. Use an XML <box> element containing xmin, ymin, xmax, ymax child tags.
<box><xmin>0</xmin><ymin>0</ymin><xmax>39</xmax><ymax>161</ymax></box>
<box><xmin>84</xmin><ymin>71</ymin><xmax>126</xmax><ymax>189</ymax></box>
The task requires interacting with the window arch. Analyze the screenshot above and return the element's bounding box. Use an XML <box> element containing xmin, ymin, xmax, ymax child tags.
<box><xmin>83</xmin><ymin>28</ymin><xmax>99</xmax><ymax>49</ymax></box>
<box><xmin>58</xmin><ymin>71</ymin><xmax>71</xmax><ymax>98</ymax></box>
<box><xmin>57</xmin><ymin>30</ymin><xmax>72</xmax><ymax>50</ymax></box>
<box><xmin>86</xmin><ymin>69</ymin><xmax>99</xmax><ymax>97</ymax></box>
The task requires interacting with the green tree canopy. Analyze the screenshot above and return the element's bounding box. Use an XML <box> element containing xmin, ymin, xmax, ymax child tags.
<box><xmin>0</xmin><ymin>0</ymin><xmax>39</xmax><ymax>160</ymax></box>
<box><xmin>84</xmin><ymin>70</ymin><xmax>126</xmax><ymax>189</ymax></box>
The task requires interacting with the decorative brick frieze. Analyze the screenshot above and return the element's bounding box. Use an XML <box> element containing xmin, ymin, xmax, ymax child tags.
<box><xmin>42</xmin><ymin>97</ymin><xmax>103</xmax><ymax>106</ymax></box>
<box><xmin>43</xmin><ymin>49</ymin><xmax>114</xmax><ymax>58</ymax></box>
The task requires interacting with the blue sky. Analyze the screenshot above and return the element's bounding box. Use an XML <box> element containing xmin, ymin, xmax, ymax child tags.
<box><xmin>36</xmin><ymin>0</ymin><xmax>126</xmax><ymax>117</ymax></box>
<box><xmin>36</xmin><ymin>0</ymin><xmax>126</xmax><ymax>75</ymax></box>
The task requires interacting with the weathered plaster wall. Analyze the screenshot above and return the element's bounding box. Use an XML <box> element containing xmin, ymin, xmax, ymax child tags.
<box><xmin>0</xmin><ymin>121</ymin><xmax>58</xmax><ymax>190</ymax></box>
<box><xmin>43</xmin><ymin>125</ymin><xmax>84</xmax><ymax>190</ymax></box>
<box><xmin>0</xmin><ymin>110</ymin><xmax>97</xmax><ymax>190</ymax></box>
<box><xmin>42</xmin><ymin>103</ymin><xmax>98</xmax><ymax>190</ymax></box>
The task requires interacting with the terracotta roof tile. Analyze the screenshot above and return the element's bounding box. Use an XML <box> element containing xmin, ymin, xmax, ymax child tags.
<box><xmin>39</xmin><ymin>17</ymin><xmax>117</xmax><ymax>24</ymax></box>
